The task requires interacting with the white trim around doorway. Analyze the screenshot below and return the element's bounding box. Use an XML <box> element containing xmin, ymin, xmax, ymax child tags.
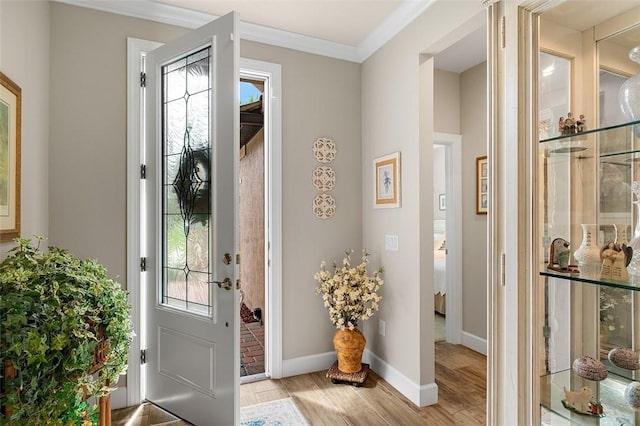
<box><xmin>433</xmin><ymin>132</ymin><xmax>462</xmax><ymax>346</ymax></box>
<box><xmin>240</xmin><ymin>58</ymin><xmax>283</xmax><ymax>381</ymax></box>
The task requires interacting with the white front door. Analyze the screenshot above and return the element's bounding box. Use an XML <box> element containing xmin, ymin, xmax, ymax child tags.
<box><xmin>144</xmin><ymin>12</ymin><xmax>240</xmax><ymax>425</ymax></box>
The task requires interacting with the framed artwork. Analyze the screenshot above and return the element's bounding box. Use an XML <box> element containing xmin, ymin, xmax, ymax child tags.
<box><xmin>439</xmin><ymin>194</ymin><xmax>446</xmax><ymax>211</ymax></box>
<box><xmin>476</xmin><ymin>156</ymin><xmax>488</xmax><ymax>215</ymax></box>
<box><xmin>0</xmin><ymin>72</ymin><xmax>21</xmax><ymax>242</ymax></box>
<box><xmin>374</xmin><ymin>152</ymin><xmax>401</xmax><ymax>208</ymax></box>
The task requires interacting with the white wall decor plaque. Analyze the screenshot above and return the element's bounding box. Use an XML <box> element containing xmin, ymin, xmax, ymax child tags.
<box><xmin>313</xmin><ymin>137</ymin><xmax>336</xmax><ymax>163</ymax></box>
<box><xmin>313</xmin><ymin>193</ymin><xmax>336</xmax><ymax>219</ymax></box>
<box><xmin>312</xmin><ymin>166</ymin><xmax>336</xmax><ymax>191</ymax></box>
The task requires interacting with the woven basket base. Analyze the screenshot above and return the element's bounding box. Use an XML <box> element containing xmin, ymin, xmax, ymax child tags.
<box><xmin>326</xmin><ymin>361</ymin><xmax>369</xmax><ymax>386</ymax></box>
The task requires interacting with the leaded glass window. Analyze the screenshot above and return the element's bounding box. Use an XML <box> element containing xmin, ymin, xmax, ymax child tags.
<box><xmin>162</xmin><ymin>47</ymin><xmax>212</xmax><ymax>316</ymax></box>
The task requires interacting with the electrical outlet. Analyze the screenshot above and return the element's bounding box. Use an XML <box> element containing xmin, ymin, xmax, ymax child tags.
<box><xmin>379</xmin><ymin>319</ymin><xmax>386</xmax><ymax>336</ymax></box>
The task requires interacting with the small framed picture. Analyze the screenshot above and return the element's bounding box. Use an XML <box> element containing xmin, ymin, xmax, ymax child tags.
<box><xmin>439</xmin><ymin>194</ymin><xmax>445</xmax><ymax>211</ymax></box>
<box><xmin>476</xmin><ymin>156</ymin><xmax>488</xmax><ymax>215</ymax></box>
<box><xmin>373</xmin><ymin>152</ymin><xmax>401</xmax><ymax>208</ymax></box>
<box><xmin>0</xmin><ymin>72</ymin><xmax>21</xmax><ymax>241</ymax></box>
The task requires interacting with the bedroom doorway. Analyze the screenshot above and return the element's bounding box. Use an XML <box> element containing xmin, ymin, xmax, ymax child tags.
<box><xmin>433</xmin><ymin>133</ymin><xmax>462</xmax><ymax>344</ymax></box>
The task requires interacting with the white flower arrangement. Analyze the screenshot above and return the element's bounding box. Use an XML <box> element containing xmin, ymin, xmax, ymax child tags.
<box><xmin>314</xmin><ymin>249</ymin><xmax>383</xmax><ymax>330</ymax></box>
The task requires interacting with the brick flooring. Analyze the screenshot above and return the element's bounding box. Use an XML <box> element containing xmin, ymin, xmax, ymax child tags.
<box><xmin>240</xmin><ymin>320</ymin><xmax>265</xmax><ymax>376</ymax></box>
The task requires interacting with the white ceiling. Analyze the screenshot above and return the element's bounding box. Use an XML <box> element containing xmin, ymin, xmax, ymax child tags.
<box><xmin>58</xmin><ymin>0</ymin><xmax>640</xmax><ymax>70</ymax></box>
<box><xmin>154</xmin><ymin>0</ymin><xmax>405</xmax><ymax>47</ymax></box>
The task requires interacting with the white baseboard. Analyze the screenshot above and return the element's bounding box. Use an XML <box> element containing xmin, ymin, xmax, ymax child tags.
<box><xmin>110</xmin><ymin>386</ymin><xmax>128</xmax><ymax>409</ymax></box>
<box><xmin>461</xmin><ymin>331</ymin><xmax>487</xmax><ymax>356</ymax></box>
<box><xmin>363</xmin><ymin>349</ymin><xmax>438</xmax><ymax>408</ymax></box>
<box><xmin>282</xmin><ymin>351</ymin><xmax>336</xmax><ymax>378</ymax></box>
<box><xmin>282</xmin><ymin>350</ymin><xmax>438</xmax><ymax>408</ymax></box>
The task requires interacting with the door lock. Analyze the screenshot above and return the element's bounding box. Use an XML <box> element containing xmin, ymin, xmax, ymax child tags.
<box><xmin>212</xmin><ymin>277</ymin><xmax>232</xmax><ymax>290</ymax></box>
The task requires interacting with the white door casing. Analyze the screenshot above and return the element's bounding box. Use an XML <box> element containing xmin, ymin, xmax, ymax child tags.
<box><xmin>433</xmin><ymin>133</ymin><xmax>463</xmax><ymax>345</ymax></box>
<box><xmin>144</xmin><ymin>12</ymin><xmax>240</xmax><ymax>425</ymax></box>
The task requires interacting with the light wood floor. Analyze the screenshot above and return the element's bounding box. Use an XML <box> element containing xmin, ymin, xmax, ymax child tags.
<box><xmin>113</xmin><ymin>342</ymin><xmax>486</xmax><ymax>425</ymax></box>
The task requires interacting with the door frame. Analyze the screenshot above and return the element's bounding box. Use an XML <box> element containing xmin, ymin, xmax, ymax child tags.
<box><xmin>126</xmin><ymin>38</ymin><xmax>283</xmax><ymax>406</ymax></box>
<box><xmin>433</xmin><ymin>132</ymin><xmax>462</xmax><ymax>344</ymax></box>
<box><xmin>239</xmin><ymin>58</ymin><xmax>283</xmax><ymax>381</ymax></box>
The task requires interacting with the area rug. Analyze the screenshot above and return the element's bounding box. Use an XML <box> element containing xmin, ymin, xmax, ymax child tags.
<box><xmin>240</xmin><ymin>397</ymin><xmax>309</xmax><ymax>426</ymax></box>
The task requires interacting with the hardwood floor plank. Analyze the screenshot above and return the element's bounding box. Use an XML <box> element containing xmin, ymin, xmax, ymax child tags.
<box><xmin>307</xmin><ymin>370</ymin><xmax>390</xmax><ymax>425</ymax></box>
<box><xmin>114</xmin><ymin>342</ymin><xmax>486</xmax><ymax>425</ymax></box>
<box><xmin>280</xmin><ymin>374</ymin><xmax>350</xmax><ymax>426</ymax></box>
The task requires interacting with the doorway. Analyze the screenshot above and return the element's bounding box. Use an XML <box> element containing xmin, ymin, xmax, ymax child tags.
<box><xmin>238</xmin><ymin>76</ymin><xmax>266</xmax><ymax>380</ymax></box>
<box><xmin>433</xmin><ymin>134</ymin><xmax>462</xmax><ymax>345</ymax></box>
<box><xmin>125</xmin><ymin>41</ymin><xmax>283</xmax><ymax>408</ymax></box>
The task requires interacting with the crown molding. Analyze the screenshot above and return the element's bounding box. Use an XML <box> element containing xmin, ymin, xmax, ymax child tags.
<box><xmin>357</xmin><ymin>0</ymin><xmax>437</xmax><ymax>62</ymax></box>
<box><xmin>53</xmin><ymin>0</ymin><xmax>433</xmax><ymax>63</ymax></box>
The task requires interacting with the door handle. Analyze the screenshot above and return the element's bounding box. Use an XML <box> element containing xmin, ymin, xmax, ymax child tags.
<box><xmin>211</xmin><ymin>277</ymin><xmax>232</xmax><ymax>290</ymax></box>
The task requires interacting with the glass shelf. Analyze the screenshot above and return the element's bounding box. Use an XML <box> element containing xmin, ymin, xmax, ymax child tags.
<box><xmin>539</xmin><ymin>120</ymin><xmax>640</xmax><ymax>144</ymax></box>
<box><xmin>540</xmin><ymin>269</ymin><xmax>640</xmax><ymax>292</ymax></box>
<box><xmin>540</xmin><ymin>369</ymin><xmax>638</xmax><ymax>425</ymax></box>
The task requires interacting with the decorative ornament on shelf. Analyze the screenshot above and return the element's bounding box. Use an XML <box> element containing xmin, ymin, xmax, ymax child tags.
<box><xmin>608</xmin><ymin>347</ymin><xmax>640</xmax><ymax>371</ymax></box>
<box><xmin>574</xmin><ymin>224</ymin><xmax>602</xmax><ymax>278</ymax></box>
<box><xmin>547</xmin><ymin>237</ymin><xmax>578</xmax><ymax>273</ymax></box>
<box><xmin>619</xmin><ymin>46</ymin><xmax>640</xmax><ymax>125</ymax></box>
<box><xmin>562</xmin><ymin>386</ymin><xmax>604</xmax><ymax>417</ymax></box>
<box><xmin>572</xmin><ymin>355</ymin><xmax>608</xmax><ymax>381</ymax></box>
<box><xmin>624</xmin><ymin>382</ymin><xmax>640</xmax><ymax>409</ymax></box>
<box><xmin>600</xmin><ymin>242</ymin><xmax>632</xmax><ymax>282</ymax></box>
<box><xmin>627</xmin><ymin>181</ymin><xmax>640</xmax><ymax>276</ymax></box>
<box><xmin>558</xmin><ymin>112</ymin><xmax>587</xmax><ymax>136</ymax></box>
<box><xmin>314</xmin><ymin>250</ymin><xmax>383</xmax><ymax>374</ymax></box>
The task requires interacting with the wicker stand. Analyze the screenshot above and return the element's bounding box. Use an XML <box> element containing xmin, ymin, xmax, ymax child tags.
<box><xmin>326</xmin><ymin>361</ymin><xmax>369</xmax><ymax>387</ymax></box>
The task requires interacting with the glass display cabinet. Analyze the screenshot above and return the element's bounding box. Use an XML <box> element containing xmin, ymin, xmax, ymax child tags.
<box><xmin>538</xmin><ymin>120</ymin><xmax>640</xmax><ymax>425</ymax></box>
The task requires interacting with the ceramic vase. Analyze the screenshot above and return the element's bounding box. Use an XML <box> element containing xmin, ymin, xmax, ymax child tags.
<box><xmin>619</xmin><ymin>46</ymin><xmax>640</xmax><ymax>136</ymax></box>
<box><xmin>628</xmin><ymin>182</ymin><xmax>640</xmax><ymax>276</ymax></box>
<box><xmin>574</xmin><ymin>224</ymin><xmax>601</xmax><ymax>277</ymax></box>
<box><xmin>333</xmin><ymin>328</ymin><xmax>365</xmax><ymax>373</ymax></box>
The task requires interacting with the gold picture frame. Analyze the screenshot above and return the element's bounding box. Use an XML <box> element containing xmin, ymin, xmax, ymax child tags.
<box><xmin>0</xmin><ymin>72</ymin><xmax>21</xmax><ymax>241</ymax></box>
<box><xmin>374</xmin><ymin>152</ymin><xmax>401</xmax><ymax>208</ymax></box>
<box><xmin>476</xmin><ymin>156</ymin><xmax>487</xmax><ymax>215</ymax></box>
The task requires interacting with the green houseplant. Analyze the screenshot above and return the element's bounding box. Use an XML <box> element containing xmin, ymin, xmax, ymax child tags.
<box><xmin>0</xmin><ymin>237</ymin><xmax>133</xmax><ymax>425</ymax></box>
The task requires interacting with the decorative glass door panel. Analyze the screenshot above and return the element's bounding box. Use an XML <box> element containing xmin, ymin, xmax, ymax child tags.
<box><xmin>162</xmin><ymin>47</ymin><xmax>213</xmax><ymax>316</ymax></box>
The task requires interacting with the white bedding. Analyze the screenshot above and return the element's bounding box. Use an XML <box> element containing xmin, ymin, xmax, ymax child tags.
<box><xmin>434</xmin><ymin>234</ymin><xmax>446</xmax><ymax>295</ymax></box>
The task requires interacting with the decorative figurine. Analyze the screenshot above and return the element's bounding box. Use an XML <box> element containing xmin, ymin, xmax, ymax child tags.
<box><xmin>547</xmin><ymin>237</ymin><xmax>578</xmax><ymax>272</ymax></box>
<box><xmin>562</xmin><ymin>386</ymin><xmax>605</xmax><ymax>417</ymax></box>
<box><xmin>576</xmin><ymin>114</ymin><xmax>586</xmax><ymax>133</ymax></box>
<box><xmin>564</xmin><ymin>112</ymin><xmax>576</xmax><ymax>135</ymax></box>
<box><xmin>559</xmin><ymin>112</ymin><xmax>586</xmax><ymax>135</ymax></box>
<box><xmin>600</xmin><ymin>242</ymin><xmax>633</xmax><ymax>282</ymax></box>
<box><xmin>624</xmin><ymin>382</ymin><xmax>640</xmax><ymax>409</ymax></box>
<box><xmin>609</xmin><ymin>347</ymin><xmax>640</xmax><ymax>370</ymax></box>
<box><xmin>573</xmin><ymin>356</ymin><xmax>608</xmax><ymax>381</ymax></box>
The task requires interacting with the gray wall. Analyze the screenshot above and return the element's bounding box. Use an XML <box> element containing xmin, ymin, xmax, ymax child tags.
<box><xmin>48</xmin><ymin>2</ymin><xmax>362</xmax><ymax>362</ymax></box>
<box><xmin>0</xmin><ymin>0</ymin><xmax>50</xmax><ymax>256</ymax></box>
<box><xmin>434</xmin><ymin>69</ymin><xmax>461</xmax><ymax>134</ymax></box>
<box><xmin>460</xmin><ymin>61</ymin><xmax>488</xmax><ymax>340</ymax></box>
<box><xmin>361</xmin><ymin>1</ymin><xmax>484</xmax><ymax>388</ymax></box>
<box><xmin>240</xmin><ymin>41</ymin><xmax>362</xmax><ymax>359</ymax></box>
<box><xmin>49</xmin><ymin>2</ymin><xmax>187</xmax><ymax>284</ymax></box>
